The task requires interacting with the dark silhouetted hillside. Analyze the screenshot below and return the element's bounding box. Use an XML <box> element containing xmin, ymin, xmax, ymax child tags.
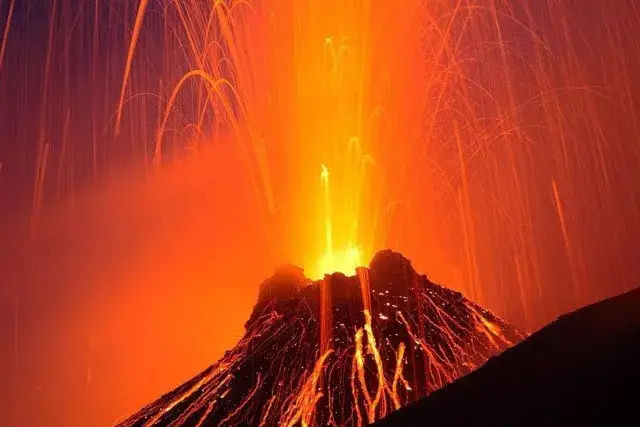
<box><xmin>374</xmin><ymin>287</ymin><xmax>640</xmax><ymax>427</ymax></box>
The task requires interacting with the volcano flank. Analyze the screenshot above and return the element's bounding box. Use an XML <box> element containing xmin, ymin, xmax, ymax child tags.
<box><xmin>119</xmin><ymin>250</ymin><xmax>524</xmax><ymax>426</ymax></box>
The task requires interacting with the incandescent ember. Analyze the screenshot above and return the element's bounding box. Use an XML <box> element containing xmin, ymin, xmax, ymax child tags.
<box><xmin>119</xmin><ymin>250</ymin><xmax>525</xmax><ymax>426</ymax></box>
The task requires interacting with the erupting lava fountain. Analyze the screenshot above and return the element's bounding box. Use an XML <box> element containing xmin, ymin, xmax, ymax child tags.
<box><xmin>2</xmin><ymin>0</ymin><xmax>640</xmax><ymax>425</ymax></box>
<box><xmin>114</xmin><ymin>4</ymin><xmax>528</xmax><ymax>420</ymax></box>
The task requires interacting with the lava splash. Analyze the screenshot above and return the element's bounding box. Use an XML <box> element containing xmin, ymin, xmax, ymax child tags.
<box><xmin>119</xmin><ymin>251</ymin><xmax>524</xmax><ymax>426</ymax></box>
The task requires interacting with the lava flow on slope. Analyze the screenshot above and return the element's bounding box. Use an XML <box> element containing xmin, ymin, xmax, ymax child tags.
<box><xmin>119</xmin><ymin>251</ymin><xmax>524</xmax><ymax>426</ymax></box>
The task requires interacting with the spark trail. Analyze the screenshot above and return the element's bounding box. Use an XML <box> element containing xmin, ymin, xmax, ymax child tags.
<box><xmin>2</xmin><ymin>0</ymin><xmax>639</xmax><ymax>328</ymax></box>
<box><xmin>2</xmin><ymin>1</ymin><xmax>640</xmax><ymax>425</ymax></box>
<box><xmin>119</xmin><ymin>251</ymin><xmax>524</xmax><ymax>426</ymax></box>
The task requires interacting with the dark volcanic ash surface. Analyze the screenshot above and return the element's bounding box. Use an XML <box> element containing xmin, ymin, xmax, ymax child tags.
<box><xmin>119</xmin><ymin>250</ymin><xmax>524</xmax><ymax>426</ymax></box>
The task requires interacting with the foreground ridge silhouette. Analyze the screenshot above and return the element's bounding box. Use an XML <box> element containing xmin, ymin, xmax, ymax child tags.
<box><xmin>374</xmin><ymin>286</ymin><xmax>640</xmax><ymax>426</ymax></box>
<box><xmin>119</xmin><ymin>250</ymin><xmax>524</xmax><ymax>426</ymax></box>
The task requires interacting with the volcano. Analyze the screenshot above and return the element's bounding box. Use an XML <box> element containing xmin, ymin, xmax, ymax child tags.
<box><xmin>119</xmin><ymin>250</ymin><xmax>524</xmax><ymax>426</ymax></box>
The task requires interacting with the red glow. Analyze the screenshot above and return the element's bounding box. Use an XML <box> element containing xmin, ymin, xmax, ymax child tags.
<box><xmin>1</xmin><ymin>0</ymin><xmax>640</xmax><ymax>425</ymax></box>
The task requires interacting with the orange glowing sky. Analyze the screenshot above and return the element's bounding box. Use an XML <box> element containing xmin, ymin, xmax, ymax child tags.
<box><xmin>2</xmin><ymin>1</ymin><xmax>640</xmax><ymax>425</ymax></box>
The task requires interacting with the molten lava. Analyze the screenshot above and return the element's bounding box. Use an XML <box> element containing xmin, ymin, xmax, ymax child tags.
<box><xmin>119</xmin><ymin>251</ymin><xmax>524</xmax><ymax>426</ymax></box>
<box><xmin>2</xmin><ymin>0</ymin><xmax>640</xmax><ymax>425</ymax></box>
<box><xmin>313</xmin><ymin>164</ymin><xmax>363</xmax><ymax>279</ymax></box>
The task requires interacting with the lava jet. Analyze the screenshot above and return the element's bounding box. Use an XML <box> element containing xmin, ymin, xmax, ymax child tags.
<box><xmin>119</xmin><ymin>250</ymin><xmax>524</xmax><ymax>426</ymax></box>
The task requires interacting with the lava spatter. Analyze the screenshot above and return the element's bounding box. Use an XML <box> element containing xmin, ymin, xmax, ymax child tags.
<box><xmin>119</xmin><ymin>251</ymin><xmax>524</xmax><ymax>426</ymax></box>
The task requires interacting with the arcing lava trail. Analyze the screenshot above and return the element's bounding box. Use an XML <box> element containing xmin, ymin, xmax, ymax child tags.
<box><xmin>120</xmin><ymin>251</ymin><xmax>524</xmax><ymax>426</ymax></box>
